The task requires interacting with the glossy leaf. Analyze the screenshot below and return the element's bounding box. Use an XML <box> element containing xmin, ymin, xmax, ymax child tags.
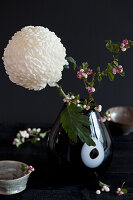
<box><xmin>108</xmin><ymin>72</ymin><xmax>114</xmax><ymax>81</ymax></box>
<box><xmin>60</xmin><ymin>103</ymin><xmax>95</xmax><ymax>146</ymax></box>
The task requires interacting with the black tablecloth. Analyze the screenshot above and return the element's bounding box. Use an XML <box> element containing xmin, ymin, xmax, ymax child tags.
<box><xmin>0</xmin><ymin>123</ymin><xmax>133</xmax><ymax>199</ymax></box>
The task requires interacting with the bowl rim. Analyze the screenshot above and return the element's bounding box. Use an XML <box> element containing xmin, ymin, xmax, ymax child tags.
<box><xmin>0</xmin><ymin>160</ymin><xmax>31</xmax><ymax>182</ymax></box>
<box><xmin>106</xmin><ymin>106</ymin><xmax>133</xmax><ymax>126</ymax></box>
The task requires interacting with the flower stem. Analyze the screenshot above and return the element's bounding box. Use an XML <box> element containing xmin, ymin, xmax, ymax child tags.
<box><xmin>55</xmin><ymin>83</ymin><xmax>67</xmax><ymax>98</ymax></box>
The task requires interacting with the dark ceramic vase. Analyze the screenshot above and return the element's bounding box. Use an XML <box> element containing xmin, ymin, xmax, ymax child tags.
<box><xmin>48</xmin><ymin>106</ymin><xmax>113</xmax><ymax>181</ymax></box>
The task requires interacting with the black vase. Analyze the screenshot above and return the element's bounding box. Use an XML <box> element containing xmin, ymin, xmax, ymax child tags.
<box><xmin>48</xmin><ymin>106</ymin><xmax>113</xmax><ymax>182</ymax></box>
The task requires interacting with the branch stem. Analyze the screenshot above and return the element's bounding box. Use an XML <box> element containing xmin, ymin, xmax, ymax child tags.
<box><xmin>55</xmin><ymin>83</ymin><xmax>67</xmax><ymax>98</ymax></box>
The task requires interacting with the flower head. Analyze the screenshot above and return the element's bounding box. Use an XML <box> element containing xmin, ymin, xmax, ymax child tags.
<box><xmin>117</xmin><ymin>65</ymin><xmax>123</xmax><ymax>73</ymax></box>
<box><xmin>12</xmin><ymin>138</ymin><xmax>20</xmax><ymax>145</ymax></box>
<box><xmin>87</xmin><ymin>68</ymin><xmax>93</xmax><ymax>75</ymax></box>
<box><xmin>112</xmin><ymin>65</ymin><xmax>123</xmax><ymax>74</ymax></box>
<box><xmin>26</xmin><ymin>165</ymin><xmax>35</xmax><ymax>173</ymax></box>
<box><xmin>95</xmin><ymin>105</ymin><xmax>102</xmax><ymax>112</ymax></box>
<box><xmin>77</xmin><ymin>69</ymin><xmax>88</xmax><ymax>79</ymax></box>
<box><xmin>63</xmin><ymin>95</ymin><xmax>72</xmax><ymax>103</ymax></box>
<box><xmin>19</xmin><ymin>130</ymin><xmax>29</xmax><ymax>138</ymax></box>
<box><xmin>116</xmin><ymin>188</ymin><xmax>124</xmax><ymax>196</ymax></box>
<box><xmin>120</xmin><ymin>40</ymin><xmax>128</xmax><ymax>52</ymax></box>
<box><xmin>2</xmin><ymin>26</ymin><xmax>68</xmax><ymax>90</ymax></box>
<box><xmin>87</xmin><ymin>86</ymin><xmax>95</xmax><ymax>93</ymax></box>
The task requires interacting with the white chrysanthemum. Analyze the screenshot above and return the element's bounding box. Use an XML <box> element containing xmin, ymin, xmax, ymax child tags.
<box><xmin>2</xmin><ymin>26</ymin><xmax>68</xmax><ymax>90</ymax></box>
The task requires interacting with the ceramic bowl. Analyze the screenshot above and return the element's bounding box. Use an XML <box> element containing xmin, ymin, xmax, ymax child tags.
<box><xmin>0</xmin><ymin>160</ymin><xmax>32</xmax><ymax>195</ymax></box>
<box><xmin>106</xmin><ymin>106</ymin><xmax>133</xmax><ymax>135</ymax></box>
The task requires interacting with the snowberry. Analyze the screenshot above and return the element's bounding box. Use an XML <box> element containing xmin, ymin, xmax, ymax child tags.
<box><xmin>96</xmin><ymin>190</ymin><xmax>101</xmax><ymax>195</ymax></box>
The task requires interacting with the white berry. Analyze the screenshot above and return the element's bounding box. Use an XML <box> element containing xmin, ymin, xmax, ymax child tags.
<box><xmin>71</xmin><ymin>95</ymin><xmax>75</xmax><ymax>99</ymax></box>
<box><xmin>117</xmin><ymin>188</ymin><xmax>121</xmax><ymax>191</ymax></box>
<box><xmin>101</xmin><ymin>187</ymin><xmax>105</xmax><ymax>191</ymax></box>
<box><xmin>103</xmin><ymin>185</ymin><xmax>107</xmax><ymax>190</ymax></box>
<box><xmin>105</xmin><ymin>187</ymin><xmax>110</xmax><ymax>192</ymax></box>
<box><xmin>96</xmin><ymin>190</ymin><xmax>101</xmax><ymax>195</ymax></box>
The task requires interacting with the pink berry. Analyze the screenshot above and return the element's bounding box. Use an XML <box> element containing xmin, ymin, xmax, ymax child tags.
<box><xmin>120</xmin><ymin>43</ymin><xmax>125</xmax><ymax>49</ymax></box>
<box><xmin>120</xmin><ymin>191</ymin><xmax>124</xmax><ymax>195</ymax></box>
<box><xmin>98</xmin><ymin>117</ymin><xmax>106</xmax><ymax>122</ymax></box>
<box><xmin>82</xmin><ymin>72</ymin><xmax>88</xmax><ymax>78</ymax></box>
<box><xmin>123</xmin><ymin>39</ymin><xmax>128</xmax><ymax>45</ymax></box>
<box><xmin>87</xmin><ymin>68</ymin><xmax>93</xmax><ymax>75</ymax></box>
<box><xmin>87</xmin><ymin>86</ymin><xmax>95</xmax><ymax>93</ymax></box>
<box><xmin>112</xmin><ymin>68</ymin><xmax>117</xmax><ymax>75</ymax></box>
<box><xmin>86</xmin><ymin>105</ymin><xmax>90</xmax><ymax>110</ymax></box>
<box><xmin>117</xmin><ymin>65</ymin><xmax>123</xmax><ymax>73</ymax></box>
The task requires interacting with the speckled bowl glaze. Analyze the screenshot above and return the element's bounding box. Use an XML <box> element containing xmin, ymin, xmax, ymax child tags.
<box><xmin>106</xmin><ymin>106</ymin><xmax>133</xmax><ymax>135</ymax></box>
<box><xmin>0</xmin><ymin>160</ymin><xmax>31</xmax><ymax>195</ymax></box>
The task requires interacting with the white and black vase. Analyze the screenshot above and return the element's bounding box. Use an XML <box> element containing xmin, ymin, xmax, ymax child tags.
<box><xmin>48</xmin><ymin>106</ymin><xmax>113</xmax><ymax>179</ymax></box>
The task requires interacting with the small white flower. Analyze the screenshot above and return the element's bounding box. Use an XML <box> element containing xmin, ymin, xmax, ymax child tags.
<box><xmin>76</xmin><ymin>100</ymin><xmax>80</xmax><ymax>103</ymax></box>
<box><xmin>83</xmin><ymin>105</ymin><xmax>87</xmax><ymax>109</ymax></box>
<box><xmin>37</xmin><ymin>128</ymin><xmax>41</xmax><ymax>133</ymax></box>
<box><xmin>32</xmin><ymin>128</ymin><xmax>37</xmax><ymax>131</ymax></box>
<box><xmin>71</xmin><ymin>95</ymin><xmax>75</xmax><ymax>99</ymax></box>
<box><xmin>96</xmin><ymin>190</ymin><xmax>101</xmax><ymax>195</ymax></box>
<box><xmin>105</xmin><ymin>187</ymin><xmax>110</xmax><ymax>192</ymax></box>
<box><xmin>20</xmin><ymin>131</ymin><xmax>29</xmax><ymax>138</ymax></box>
<box><xmin>63</xmin><ymin>95</ymin><xmax>71</xmax><ymax>103</ymax></box>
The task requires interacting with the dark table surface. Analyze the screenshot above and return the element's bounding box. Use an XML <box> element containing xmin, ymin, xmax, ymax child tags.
<box><xmin>0</xmin><ymin>122</ymin><xmax>133</xmax><ymax>200</ymax></box>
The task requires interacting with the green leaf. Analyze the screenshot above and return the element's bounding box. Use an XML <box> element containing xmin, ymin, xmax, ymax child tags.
<box><xmin>89</xmin><ymin>81</ymin><xmax>94</xmax><ymax>87</ymax></box>
<box><xmin>82</xmin><ymin>62</ymin><xmax>88</xmax><ymax>71</ymax></box>
<box><xmin>97</xmin><ymin>66</ymin><xmax>100</xmax><ymax>72</ymax></box>
<box><xmin>83</xmin><ymin>99</ymin><xmax>88</xmax><ymax>105</ymax></box>
<box><xmin>108</xmin><ymin>72</ymin><xmax>114</xmax><ymax>81</ymax></box>
<box><xmin>12</xmin><ymin>173</ymin><xmax>17</xmax><ymax>178</ymax></box>
<box><xmin>113</xmin><ymin>60</ymin><xmax>118</xmax><ymax>66</ymax></box>
<box><xmin>107</xmin><ymin>63</ymin><xmax>114</xmax><ymax>71</ymax></box>
<box><xmin>106</xmin><ymin>40</ymin><xmax>120</xmax><ymax>53</ymax></box>
<box><xmin>98</xmin><ymin>74</ymin><xmax>102</xmax><ymax>82</ymax></box>
<box><xmin>60</xmin><ymin>103</ymin><xmax>95</xmax><ymax>146</ymax></box>
<box><xmin>66</xmin><ymin>57</ymin><xmax>76</xmax><ymax>64</ymax></box>
<box><xmin>119</xmin><ymin>71</ymin><xmax>125</xmax><ymax>76</ymax></box>
<box><xmin>31</xmin><ymin>138</ymin><xmax>37</xmax><ymax>144</ymax></box>
<box><xmin>63</xmin><ymin>65</ymin><xmax>70</xmax><ymax>69</ymax></box>
<box><xmin>99</xmin><ymin>181</ymin><xmax>110</xmax><ymax>188</ymax></box>
<box><xmin>102</xmin><ymin>71</ymin><xmax>107</xmax><ymax>76</ymax></box>
<box><xmin>39</xmin><ymin>133</ymin><xmax>46</xmax><ymax>138</ymax></box>
<box><xmin>17</xmin><ymin>133</ymin><xmax>20</xmax><ymax>139</ymax></box>
<box><xmin>121</xmin><ymin>188</ymin><xmax>128</xmax><ymax>194</ymax></box>
<box><xmin>73</xmin><ymin>63</ymin><xmax>76</xmax><ymax>70</ymax></box>
<box><xmin>16</xmin><ymin>142</ymin><xmax>21</xmax><ymax>148</ymax></box>
<box><xmin>19</xmin><ymin>164</ymin><xmax>27</xmax><ymax>173</ymax></box>
<box><xmin>21</xmin><ymin>138</ymin><xmax>25</xmax><ymax>143</ymax></box>
<box><xmin>75</xmin><ymin>94</ymin><xmax>80</xmax><ymax>100</ymax></box>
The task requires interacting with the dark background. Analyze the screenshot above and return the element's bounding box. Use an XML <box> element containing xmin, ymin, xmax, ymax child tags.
<box><xmin>0</xmin><ymin>0</ymin><xmax>133</xmax><ymax>125</ymax></box>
